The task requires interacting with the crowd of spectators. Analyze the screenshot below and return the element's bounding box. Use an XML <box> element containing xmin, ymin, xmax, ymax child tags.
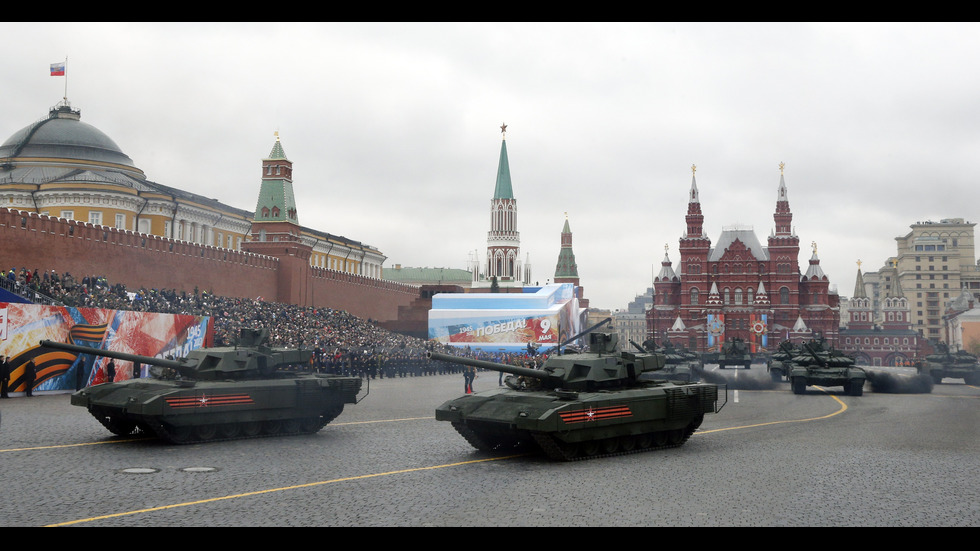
<box><xmin>3</xmin><ymin>266</ymin><xmax>542</xmax><ymax>380</ymax></box>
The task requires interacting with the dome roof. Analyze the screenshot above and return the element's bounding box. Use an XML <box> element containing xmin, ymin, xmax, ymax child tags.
<box><xmin>0</xmin><ymin>104</ymin><xmax>135</xmax><ymax>167</ymax></box>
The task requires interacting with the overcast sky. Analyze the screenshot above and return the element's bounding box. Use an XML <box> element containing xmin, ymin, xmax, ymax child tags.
<box><xmin>3</xmin><ymin>22</ymin><xmax>980</xmax><ymax>310</ymax></box>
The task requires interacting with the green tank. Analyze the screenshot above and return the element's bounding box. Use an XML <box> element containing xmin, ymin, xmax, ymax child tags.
<box><xmin>432</xmin><ymin>332</ymin><xmax>727</xmax><ymax>461</ymax></box>
<box><xmin>716</xmin><ymin>337</ymin><xmax>752</xmax><ymax>369</ymax></box>
<box><xmin>632</xmin><ymin>338</ymin><xmax>701</xmax><ymax>382</ymax></box>
<box><xmin>786</xmin><ymin>338</ymin><xmax>866</xmax><ymax>396</ymax></box>
<box><xmin>39</xmin><ymin>328</ymin><xmax>364</xmax><ymax>443</ymax></box>
<box><xmin>766</xmin><ymin>340</ymin><xmax>797</xmax><ymax>382</ymax></box>
<box><xmin>916</xmin><ymin>343</ymin><xmax>980</xmax><ymax>385</ymax></box>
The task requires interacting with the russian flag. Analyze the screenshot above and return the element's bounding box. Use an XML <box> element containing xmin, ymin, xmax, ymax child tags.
<box><xmin>50</xmin><ymin>62</ymin><xmax>65</xmax><ymax>76</ymax></box>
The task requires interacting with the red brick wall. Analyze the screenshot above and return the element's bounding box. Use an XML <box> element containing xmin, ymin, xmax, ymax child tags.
<box><xmin>0</xmin><ymin>208</ymin><xmax>418</xmax><ymax>322</ymax></box>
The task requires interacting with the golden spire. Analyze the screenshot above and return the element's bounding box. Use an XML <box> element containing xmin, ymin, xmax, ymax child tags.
<box><xmin>691</xmin><ymin>164</ymin><xmax>697</xmax><ymax>175</ymax></box>
<box><xmin>779</xmin><ymin>161</ymin><xmax>785</xmax><ymax>175</ymax></box>
<box><xmin>857</xmin><ymin>259</ymin><xmax>862</xmax><ymax>269</ymax></box>
<box><xmin>811</xmin><ymin>241</ymin><xmax>818</xmax><ymax>254</ymax></box>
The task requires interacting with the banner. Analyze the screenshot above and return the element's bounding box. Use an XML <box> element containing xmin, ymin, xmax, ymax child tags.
<box><xmin>0</xmin><ymin>303</ymin><xmax>209</xmax><ymax>393</ymax></box>
<box><xmin>428</xmin><ymin>284</ymin><xmax>582</xmax><ymax>352</ymax></box>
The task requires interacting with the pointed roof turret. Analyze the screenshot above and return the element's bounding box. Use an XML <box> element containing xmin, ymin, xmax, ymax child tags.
<box><xmin>268</xmin><ymin>135</ymin><xmax>287</xmax><ymax>160</ymax></box>
<box><xmin>792</xmin><ymin>315</ymin><xmax>809</xmax><ymax>332</ymax></box>
<box><xmin>803</xmin><ymin>241</ymin><xmax>827</xmax><ymax>280</ymax></box>
<box><xmin>670</xmin><ymin>315</ymin><xmax>687</xmax><ymax>332</ymax></box>
<box><xmin>853</xmin><ymin>260</ymin><xmax>867</xmax><ymax>298</ymax></box>
<box><xmin>655</xmin><ymin>246</ymin><xmax>678</xmax><ymax>282</ymax></box>
<box><xmin>754</xmin><ymin>280</ymin><xmax>770</xmax><ymax>305</ymax></box>
<box><xmin>685</xmin><ymin>164</ymin><xmax>705</xmax><ymax>238</ymax></box>
<box><xmin>493</xmin><ymin>123</ymin><xmax>514</xmax><ymax>200</ymax></box>
<box><xmin>773</xmin><ymin>161</ymin><xmax>793</xmax><ymax>236</ymax></box>
<box><xmin>254</xmin><ymin>132</ymin><xmax>299</xmax><ymax>224</ymax></box>
<box><xmin>554</xmin><ymin>213</ymin><xmax>579</xmax><ymax>279</ymax></box>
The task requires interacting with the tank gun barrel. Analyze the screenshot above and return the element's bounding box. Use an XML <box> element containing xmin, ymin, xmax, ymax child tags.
<box><xmin>40</xmin><ymin>339</ymin><xmax>191</xmax><ymax>373</ymax></box>
<box><xmin>802</xmin><ymin>342</ymin><xmax>827</xmax><ymax>367</ymax></box>
<box><xmin>426</xmin><ymin>351</ymin><xmax>551</xmax><ymax>380</ymax></box>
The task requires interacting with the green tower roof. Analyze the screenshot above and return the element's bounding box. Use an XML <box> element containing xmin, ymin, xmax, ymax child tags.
<box><xmin>493</xmin><ymin>129</ymin><xmax>514</xmax><ymax>200</ymax></box>
<box><xmin>255</xmin><ymin>135</ymin><xmax>298</xmax><ymax>224</ymax></box>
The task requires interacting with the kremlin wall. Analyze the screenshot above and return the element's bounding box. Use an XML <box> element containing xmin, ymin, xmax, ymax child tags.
<box><xmin>0</xmin><ymin>207</ymin><xmax>418</xmax><ymax>322</ymax></box>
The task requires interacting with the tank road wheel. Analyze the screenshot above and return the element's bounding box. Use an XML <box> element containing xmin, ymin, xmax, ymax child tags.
<box><xmin>652</xmin><ymin>431</ymin><xmax>669</xmax><ymax>447</ymax></box>
<box><xmin>600</xmin><ymin>438</ymin><xmax>619</xmax><ymax>454</ymax></box>
<box><xmin>168</xmin><ymin>425</ymin><xmax>195</xmax><ymax>444</ymax></box>
<box><xmin>792</xmin><ymin>377</ymin><xmax>807</xmax><ymax>395</ymax></box>
<box><xmin>619</xmin><ymin>435</ymin><xmax>637</xmax><ymax>452</ymax></box>
<box><xmin>103</xmin><ymin>416</ymin><xmax>138</xmax><ymax>437</ymax></box>
<box><xmin>666</xmin><ymin>428</ymin><xmax>685</xmax><ymax>445</ymax></box>
<box><xmin>300</xmin><ymin>417</ymin><xmax>323</xmax><ymax>433</ymax></box>
<box><xmin>282</xmin><ymin>419</ymin><xmax>302</xmax><ymax>434</ymax></box>
<box><xmin>262</xmin><ymin>420</ymin><xmax>283</xmax><ymax>435</ymax></box>
<box><xmin>580</xmin><ymin>440</ymin><xmax>601</xmax><ymax>457</ymax></box>
<box><xmin>195</xmin><ymin>424</ymin><xmax>218</xmax><ymax>441</ymax></box>
<box><xmin>635</xmin><ymin>433</ymin><xmax>653</xmax><ymax>449</ymax></box>
<box><xmin>217</xmin><ymin>423</ymin><xmax>241</xmax><ymax>440</ymax></box>
<box><xmin>241</xmin><ymin>421</ymin><xmax>262</xmax><ymax>438</ymax></box>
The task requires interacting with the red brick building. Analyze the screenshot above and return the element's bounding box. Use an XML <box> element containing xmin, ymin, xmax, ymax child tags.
<box><xmin>647</xmin><ymin>164</ymin><xmax>840</xmax><ymax>353</ymax></box>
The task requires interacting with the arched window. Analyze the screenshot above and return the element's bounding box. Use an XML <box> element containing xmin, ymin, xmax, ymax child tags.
<box><xmin>780</xmin><ymin>287</ymin><xmax>790</xmax><ymax>305</ymax></box>
<box><xmin>691</xmin><ymin>288</ymin><xmax>699</xmax><ymax>305</ymax></box>
<box><xmin>734</xmin><ymin>288</ymin><xmax>743</xmax><ymax>305</ymax></box>
<box><xmin>723</xmin><ymin>288</ymin><xmax>731</xmax><ymax>304</ymax></box>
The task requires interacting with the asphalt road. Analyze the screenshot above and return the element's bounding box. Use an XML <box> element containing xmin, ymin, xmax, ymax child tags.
<box><xmin>1</xmin><ymin>366</ymin><xmax>978</xmax><ymax>527</ymax></box>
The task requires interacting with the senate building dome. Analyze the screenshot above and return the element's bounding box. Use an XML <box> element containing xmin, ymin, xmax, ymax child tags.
<box><xmin>0</xmin><ymin>103</ymin><xmax>137</xmax><ymax>170</ymax></box>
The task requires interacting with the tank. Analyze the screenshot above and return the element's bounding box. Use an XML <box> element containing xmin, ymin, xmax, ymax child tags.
<box><xmin>632</xmin><ymin>338</ymin><xmax>701</xmax><ymax>383</ymax></box>
<box><xmin>39</xmin><ymin>328</ymin><xmax>365</xmax><ymax>443</ymax></box>
<box><xmin>432</xmin><ymin>331</ymin><xmax>727</xmax><ymax>461</ymax></box>
<box><xmin>766</xmin><ymin>340</ymin><xmax>796</xmax><ymax>382</ymax></box>
<box><xmin>716</xmin><ymin>337</ymin><xmax>752</xmax><ymax>369</ymax></box>
<box><xmin>916</xmin><ymin>343</ymin><xmax>980</xmax><ymax>385</ymax></box>
<box><xmin>785</xmin><ymin>338</ymin><xmax>866</xmax><ymax>396</ymax></box>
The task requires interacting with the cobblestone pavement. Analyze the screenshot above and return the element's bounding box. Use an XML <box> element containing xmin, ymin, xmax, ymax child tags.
<box><xmin>1</xmin><ymin>371</ymin><xmax>978</xmax><ymax>527</ymax></box>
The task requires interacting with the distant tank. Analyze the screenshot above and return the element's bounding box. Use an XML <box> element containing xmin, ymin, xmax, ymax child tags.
<box><xmin>784</xmin><ymin>337</ymin><xmax>866</xmax><ymax>396</ymax></box>
<box><xmin>716</xmin><ymin>337</ymin><xmax>752</xmax><ymax>369</ymax></box>
<box><xmin>916</xmin><ymin>343</ymin><xmax>980</xmax><ymax>385</ymax></box>
<box><xmin>40</xmin><ymin>328</ymin><xmax>365</xmax><ymax>443</ymax></box>
<box><xmin>432</xmin><ymin>331</ymin><xmax>727</xmax><ymax>461</ymax></box>
<box><xmin>632</xmin><ymin>338</ymin><xmax>701</xmax><ymax>383</ymax></box>
<box><xmin>766</xmin><ymin>340</ymin><xmax>797</xmax><ymax>382</ymax></box>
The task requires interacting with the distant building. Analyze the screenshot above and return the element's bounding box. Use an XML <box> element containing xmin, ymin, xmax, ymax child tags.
<box><xmin>873</xmin><ymin>218</ymin><xmax>980</xmax><ymax>343</ymax></box>
<box><xmin>838</xmin><ymin>263</ymin><xmax>922</xmax><ymax>366</ymax></box>
<box><xmin>647</xmin><ymin>163</ymin><xmax>840</xmax><ymax>353</ymax></box>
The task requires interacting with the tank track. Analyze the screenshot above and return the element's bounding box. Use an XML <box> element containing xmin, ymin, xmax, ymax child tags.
<box><xmin>89</xmin><ymin>405</ymin><xmax>344</xmax><ymax>444</ymax></box>
<box><xmin>453</xmin><ymin>417</ymin><xmax>703</xmax><ymax>461</ymax></box>
<box><xmin>530</xmin><ymin>423</ymin><xmax>699</xmax><ymax>461</ymax></box>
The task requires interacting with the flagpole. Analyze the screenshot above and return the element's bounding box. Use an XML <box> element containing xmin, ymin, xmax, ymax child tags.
<box><xmin>63</xmin><ymin>56</ymin><xmax>68</xmax><ymax>102</ymax></box>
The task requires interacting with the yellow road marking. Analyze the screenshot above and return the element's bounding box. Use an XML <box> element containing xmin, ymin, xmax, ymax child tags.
<box><xmin>46</xmin><ymin>454</ymin><xmax>524</xmax><ymax>527</ymax></box>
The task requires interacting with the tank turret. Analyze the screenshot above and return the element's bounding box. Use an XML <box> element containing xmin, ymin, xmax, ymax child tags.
<box><xmin>917</xmin><ymin>342</ymin><xmax>980</xmax><ymax>384</ymax></box>
<box><xmin>41</xmin><ymin>327</ymin><xmax>309</xmax><ymax>381</ymax></box>
<box><xmin>38</xmin><ymin>328</ymin><xmax>363</xmax><ymax>443</ymax></box>
<box><xmin>433</xmin><ymin>331</ymin><xmax>726</xmax><ymax>461</ymax></box>
<box><xmin>429</xmin><ymin>332</ymin><xmax>666</xmax><ymax>393</ymax></box>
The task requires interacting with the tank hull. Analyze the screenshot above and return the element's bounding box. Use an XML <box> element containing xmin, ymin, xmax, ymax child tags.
<box><xmin>71</xmin><ymin>373</ymin><xmax>362</xmax><ymax>443</ymax></box>
<box><xmin>436</xmin><ymin>381</ymin><xmax>725</xmax><ymax>461</ymax></box>
<box><xmin>917</xmin><ymin>360</ymin><xmax>980</xmax><ymax>385</ymax></box>
<box><xmin>788</xmin><ymin>366</ymin><xmax>866</xmax><ymax>396</ymax></box>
